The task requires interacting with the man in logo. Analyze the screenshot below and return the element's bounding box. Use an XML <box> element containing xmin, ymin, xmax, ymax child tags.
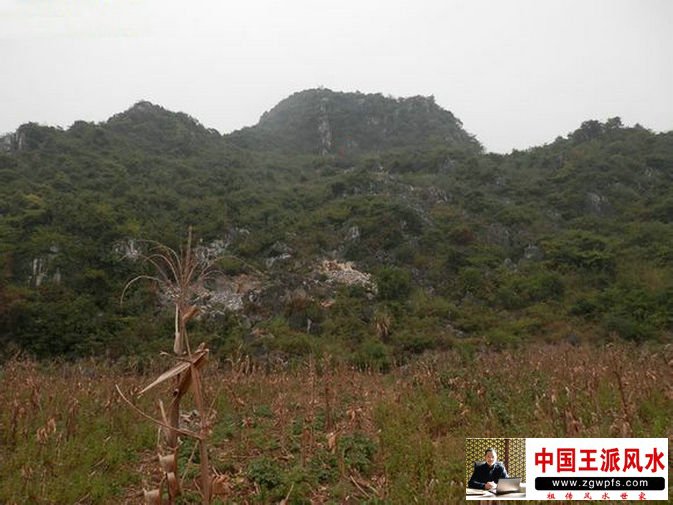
<box><xmin>468</xmin><ymin>447</ymin><xmax>509</xmax><ymax>490</ymax></box>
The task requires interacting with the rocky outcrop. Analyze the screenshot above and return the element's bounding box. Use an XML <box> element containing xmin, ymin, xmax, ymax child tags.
<box><xmin>206</xmin><ymin>274</ymin><xmax>263</xmax><ymax>313</ymax></box>
<box><xmin>523</xmin><ymin>244</ymin><xmax>543</xmax><ymax>261</ymax></box>
<box><xmin>113</xmin><ymin>239</ymin><xmax>142</xmax><ymax>261</ymax></box>
<box><xmin>317</xmin><ymin>98</ymin><xmax>332</xmax><ymax>155</ymax></box>
<box><xmin>585</xmin><ymin>192</ymin><xmax>612</xmax><ymax>215</ymax></box>
<box><xmin>29</xmin><ymin>245</ymin><xmax>61</xmax><ymax>287</ymax></box>
<box><xmin>318</xmin><ymin>259</ymin><xmax>375</xmax><ymax>290</ymax></box>
<box><xmin>0</xmin><ymin>130</ymin><xmax>26</xmax><ymax>152</ymax></box>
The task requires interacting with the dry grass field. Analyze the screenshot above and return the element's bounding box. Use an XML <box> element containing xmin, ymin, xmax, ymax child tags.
<box><xmin>1</xmin><ymin>342</ymin><xmax>671</xmax><ymax>504</ymax></box>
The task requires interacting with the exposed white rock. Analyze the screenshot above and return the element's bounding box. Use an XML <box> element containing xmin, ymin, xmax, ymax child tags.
<box><xmin>31</xmin><ymin>257</ymin><xmax>48</xmax><ymax>287</ymax></box>
<box><xmin>523</xmin><ymin>244</ymin><xmax>543</xmax><ymax>261</ymax></box>
<box><xmin>266</xmin><ymin>253</ymin><xmax>292</xmax><ymax>268</ymax></box>
<box><xmin>585</xmin><ymin>192</ymin><xmax>610</xmax><ymax>214</ymax></box>
<box><xmin>346</xmin><ymin>226</ymin><xmax>360</xmax><ymax>241</ymax></box>
<box><xmin>113</xmin><ymin>238</ymin><xmax>141</xmax><ymax>261</ymax></box>
<box><xmin>205</xmin><ymin>274</ymin><xmax>263</xmax><ymax>313</ymax></box>
<box><xmin>318</xmin><ymin>98</ymin><xmax>332</xmax><ymax>155</ymax></box>
<box><xmin>0</xmin><ymin>133</ymin><xmax>13</xmax><ymax>152</ymax></box>
<box><xmin>196</xmin><ymin>239</ymin><xmax>230</xmax><ymax>264</ymax></box>
<box><xmin>29</xmin><ymin>244</ymin><xmax>61</xmax><ymax>287</ymax></box>
<box><xmin>318</xmin><ymin>259</ymin><xmax>375</xmax><ymax>290</ymax></box>
<box><xmin>0</xmin><ymin>131</ymin><xmax>25</xmax><ymax>152</ymax></box>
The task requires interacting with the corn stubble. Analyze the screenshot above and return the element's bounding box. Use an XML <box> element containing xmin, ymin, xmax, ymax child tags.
<box><xmin>0</xmin><ymin>340</ymin><xmax>671</xmax><ymax>502</ymax></box>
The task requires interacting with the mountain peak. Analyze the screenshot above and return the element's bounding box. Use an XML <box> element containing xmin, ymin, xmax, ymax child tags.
<box><xmin>128</xmin><ymin>99</ymin><xmax>162</xmax><ymax>111</ymax></box>
<box><xmin>229</xmin><ymin>88</ymin><xmax>481</xmax><ymax>155</ymax></box>
<box><xmin>107</xmin><ymin>100</ymin><xmax>201</xmax><ymax>127</ymax></box>
<box><xmin>103</xmin><ymin>101</ymin><xmax>218</xmax><ymax>154</ymax></box>
<box><xmin>120</xmin><ymin>100</ymin><xmax>171</xmax><ymax>119</ymax></box>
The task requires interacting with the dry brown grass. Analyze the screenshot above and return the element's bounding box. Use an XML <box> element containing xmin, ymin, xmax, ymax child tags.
<box><xmin>0</xmin><ymin>342</ymin><xmax>671</xmax><ymax>503</ymax></box>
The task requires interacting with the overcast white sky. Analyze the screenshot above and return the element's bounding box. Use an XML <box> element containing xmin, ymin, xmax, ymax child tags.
<box><xmin>1</xmin><ymin>0</ymin><xmax>671</xmax><ymax>153</ymax></box>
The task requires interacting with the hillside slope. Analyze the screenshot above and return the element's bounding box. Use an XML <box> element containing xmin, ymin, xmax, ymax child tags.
<box><xmin>0</xmin><ymin>94</ymin><xmax>672</xmax><ymax>361</ymax></box>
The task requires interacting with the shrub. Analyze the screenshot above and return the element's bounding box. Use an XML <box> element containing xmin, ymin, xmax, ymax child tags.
<box><xmin>352</xmin><ymin>339</ymin><xmax>393</xmax><ymax>372</ymax></box>
<box><xmin>339</xmin><ymin>432</ymin><xmax>377</xmax><ymax>474</ymax></box>
<box><xmin>247</xmin><ymin>457</ymin><xmax>284</xmax><ymax>490</ymax></box>
<box><xmin>375</xmin><ymin>266</ymin><xmax>412</xmax><ymax>301</ymax></box>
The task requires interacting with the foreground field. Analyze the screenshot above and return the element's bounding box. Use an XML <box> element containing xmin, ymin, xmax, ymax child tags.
<box><xmin>1</xmin><ymin>342</ymin><xmax>671</xmax><ymax>504</ymax></box>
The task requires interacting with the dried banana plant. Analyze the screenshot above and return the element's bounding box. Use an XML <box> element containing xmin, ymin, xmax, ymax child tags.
<box><xmin>118</xmin><ymin>227</ymin><xmax>221</xmax><ymax>504</ymax></box>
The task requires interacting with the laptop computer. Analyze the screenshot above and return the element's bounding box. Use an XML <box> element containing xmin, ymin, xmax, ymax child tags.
<box><xmin>491</xmin><ymin>478</ymin><xmax>521</xmax><ymax>495</ymax></box>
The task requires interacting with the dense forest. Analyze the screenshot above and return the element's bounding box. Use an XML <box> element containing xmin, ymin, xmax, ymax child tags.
<box><xmin>2</xmin><ymin>88</ymin><xmax>673</xmax><ymax>365</ymax></box>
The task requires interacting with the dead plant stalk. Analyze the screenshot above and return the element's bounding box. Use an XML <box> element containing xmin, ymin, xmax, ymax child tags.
<box><xmin>118</xmin><ymin>227</ymin><xmax>220</xmax><ymax>505</ymax></box>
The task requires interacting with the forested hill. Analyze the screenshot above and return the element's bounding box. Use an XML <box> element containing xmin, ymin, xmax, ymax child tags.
<box><xmin>1</xmin><ymin>92</ymin><xmax>672</xmax><ymax>363</ymax></box>
<box><xmin>227</xmin><ymin>88</ymin><xmax>482</xmax><ymax>155</ymax></box>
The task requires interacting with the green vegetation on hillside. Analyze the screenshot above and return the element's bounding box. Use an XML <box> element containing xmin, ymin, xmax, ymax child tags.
<box><xmin>228</xmin><ymin>88</ymin><xmax>482</xmax><ymax>155</ymax></box>
<box><xmin>0</xmin><ymin>91</ymin><xmax>672</xmax><ymax>363</ymax></box>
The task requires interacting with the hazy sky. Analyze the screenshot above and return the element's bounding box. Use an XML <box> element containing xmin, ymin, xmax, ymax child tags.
<box><xmin>1</xmin><ymin>0</ymin><xmax>671</xmax><ymax>153</ymax></box>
